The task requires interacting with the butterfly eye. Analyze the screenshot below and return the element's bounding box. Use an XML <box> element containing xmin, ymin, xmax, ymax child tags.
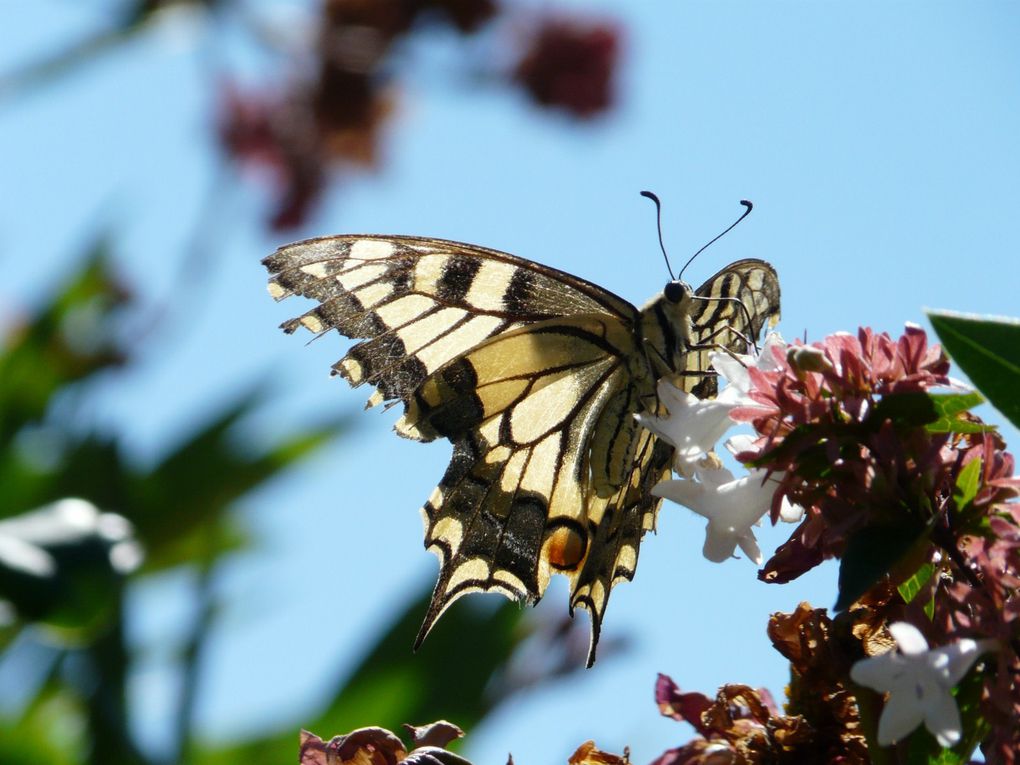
<box><xmin>663</xmin><ymin>281</ymin><xmax>686</xmax><ymax>303</ymax></box>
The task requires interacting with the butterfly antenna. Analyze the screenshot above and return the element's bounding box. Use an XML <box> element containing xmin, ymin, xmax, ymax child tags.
<box><xmin>677</xmin><ymin>200</ymin><xmax>753</xmax><ymax>280</ymax></box>
<box><xmin>640</xmin><ymin>190</ymin><xmax>675</xmax><ymax>280</ymax></box>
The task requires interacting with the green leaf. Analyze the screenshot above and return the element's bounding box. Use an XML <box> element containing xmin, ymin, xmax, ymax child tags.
<box><xmin>836</xmin><ymin>521</ymin><xmax>925</xmax><ymax>611</ymax></box>
<box><xmin>0</xmin><ymin>434</ymin><xmax>133</xmax><ymax>525</ymax></box>
<box><xmin>903</xmin><ymin>726</ymin><xmax>951</xmax><ymax>765</ymax></box>
<box><xmin>318</xmin><ymin>592</ymin><xmax>522</xmax><ymax>733</ymax></box>
<box><xmin>922</xmin><ymin>750</ymin><xmax>968</xmax><ymax>765</ymax></box>
<box><xmin>0</xmin><ymin>245</ymin><xmax>128</xmax><ymax>447</ymax></box>
<box><xmin>928</xmin><ymin>311</ymin><xmax>1020</xmax><ymax>431</ymax></box>
<box><xmin>925</xmin><ymin>392</ymin><xmax>992</xmax><ymax>434</ymax></box>
<box><xmin>897</xmin><ymin>562</ymin><xmax>934</xmax><ymax>606</ymax></box>
<box><xmin>950</xmin><ymin>665</ymin><xmax>991</xmax><ymax>762</ymax></box>
<box><xmin>744</xmin><ymin>422</ymin><xmax>839</xmax><ymax>477</ymax></box>
<box><xmin>952</xmin><ymin>458</ymin><xmax>982</xmax><ymax>514</ymax></box>
<box><xmin>127</xmin><ymin>389</ymin><xmax>347</xmax><ymax>571</ymax></box>
<box><xmin>871</xmin><ymin>392</ymin><xmax>939</xmax><ymax>427</ymax></box>
<box><xmin>0</xmin><ymin>691</ymin><xmax>82</xmax><ymax>765</ymax></box>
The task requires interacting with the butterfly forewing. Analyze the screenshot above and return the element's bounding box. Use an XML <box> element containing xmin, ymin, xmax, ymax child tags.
<box><xmin>265</xmin><ymin>235</ymin><xmax>636</xmax><ymax>414</ymax></box>
<box><xmin>265</xmin><ymin>234</ymin><xmax>780</xmax><ymax>665</ymax></box>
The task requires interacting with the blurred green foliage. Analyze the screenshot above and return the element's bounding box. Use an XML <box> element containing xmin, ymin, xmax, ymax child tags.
<box><xmin>0</xmin><ymin>5</ymin><xmax>607</xmax><ymax>761</ymax></box>
<box><xmin>0</xmin><ymin>240</ymin><xmax>581</xmax><ymax>765</ymax></box>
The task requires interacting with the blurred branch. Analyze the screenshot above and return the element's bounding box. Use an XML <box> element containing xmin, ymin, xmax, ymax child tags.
<box><xmin>85</xmin><ymin>594</ymin><xmax>149</xmax><ymax>765</ymax></box>
<box><xmin>172</xmin><ymin>557</ymin><xmax>218</xmax><ymax>765</ymax></box>
<box><xmin>0</xmin><ymin>2</ymin><xmax>227</xmax><ymax>105</ymax></box>
<box><xmin>134</xmin><ymin>157</ymin><xmax>237</xmax><ymax>350</ymax></box>
<box><xmin>0</xmin><ymin>24</ymin><xmax>132</xmax><ymax>104</ymax></box>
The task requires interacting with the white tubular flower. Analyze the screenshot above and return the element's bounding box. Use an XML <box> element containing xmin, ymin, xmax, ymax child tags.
<box><xmin>643</xmin><ymin>333</ymin><xmax>797</xmax><ymax>564</ymax></box>
<box><xmin>850</xmin><ymin>622</ymin><xmax>997</xmax><ymax>748</ymax></box>
<box><xmin>635</xmin><ymin>379</ymin><xmax>736</xmax><ymax>474</ymax></box>
<box><xmin>652</xmin><ymin>462</ymin><xmax>774</xmax><ymax>565</ymax></box>
<box><xmin>723</xmin><ymin>435</ymin><xmax>805</xmax><ymax>524</ymax></box>
<box><xmin>636</xmin><ymin>334</ymin><xmax>789</xmax><ymax>473</ymax></box>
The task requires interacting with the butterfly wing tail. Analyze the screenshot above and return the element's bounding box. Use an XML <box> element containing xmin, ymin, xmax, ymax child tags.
<box><xmin>568</xmin><ymin>432</ymin><xmax>672</xmax><ymax>666</ymax></box>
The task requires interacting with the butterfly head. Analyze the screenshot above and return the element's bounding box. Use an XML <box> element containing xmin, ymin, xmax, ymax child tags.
<box><xmin>663</xmin><ymin>279</ymin><xmax>690</xmax><ymax>304</ymax></box>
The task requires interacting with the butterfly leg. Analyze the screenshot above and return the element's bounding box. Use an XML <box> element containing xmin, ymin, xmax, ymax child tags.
<box><xmin>687</xmin><ymin>322</ymin><xmax>756</xmax><ymax>363</ymax></box>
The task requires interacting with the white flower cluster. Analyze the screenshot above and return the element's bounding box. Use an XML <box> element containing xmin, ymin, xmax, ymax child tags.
<box><xmin>635</xmin><ymin>334</ymin><xmax>802</xmax><ymax>565</ymax></box>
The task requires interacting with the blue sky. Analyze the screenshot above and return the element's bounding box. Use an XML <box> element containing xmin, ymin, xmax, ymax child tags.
<box><xmin>2</xmin><ymin>2</ymin><xmax>1019</xmax><ymax>763</ymax></box>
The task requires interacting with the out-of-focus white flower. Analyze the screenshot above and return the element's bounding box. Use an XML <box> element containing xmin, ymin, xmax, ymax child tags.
<box><xmin>0</xmin><ymin>499</ymin><xmax>144</xmax><ymax>578</ymax></box>
<box><xmin>0</xmin><ymin>535</ymin><xmax>55</xmax><ymax>577</ymax></box>
<box><xmin>850</xmin><ymin>622</ymin><xmax>996</xmax><ymax>747</ymax></box>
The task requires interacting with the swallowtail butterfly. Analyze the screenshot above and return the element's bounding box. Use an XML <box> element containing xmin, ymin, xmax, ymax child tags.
<box><xmin>264</xmin><ymin>229</ymin><xmax>779</xmax><ymax>664</ymax></box>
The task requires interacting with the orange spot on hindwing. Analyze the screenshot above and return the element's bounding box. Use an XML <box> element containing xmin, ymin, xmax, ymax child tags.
<box><xmin>544</xmin><ymin>520</ymin><xmax>588</xmax><ymax>571</ymax></box>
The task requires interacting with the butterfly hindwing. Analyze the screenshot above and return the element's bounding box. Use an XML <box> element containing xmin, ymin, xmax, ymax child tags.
<box><xmin>409</xmin><ymin>316</ymin><xmax>640</xmax><ymax>651</ymax></box>
<box><xmin>568</xmin><ymin>421</ymin><xmax>673</xmax><ymax>652</ymax></box>
<box><xmin>265</xmin><ymin>233</ymin><xmax>780</xmax><ymax>665</ymax></box>
<box><xmin>692</xmin><ymin>259</ymin><xmax>781</xmax><ymax>351</ymax></box>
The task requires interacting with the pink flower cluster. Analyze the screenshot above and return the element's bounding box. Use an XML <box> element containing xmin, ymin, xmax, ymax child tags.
<box><xmin>730</xmin><ymin>326</ymin><xmax>952</xmax><ymax>581</ymax></box>
<box><xmin>726</xmin><ymin>325</ymin><xmax>1020</xmax><ymax>762</ymax></box>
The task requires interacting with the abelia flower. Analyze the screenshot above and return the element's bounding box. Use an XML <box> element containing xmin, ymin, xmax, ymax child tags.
<box><xmin>645</xmin><ymin>321</ymin><xmax>1019</xmax><ymax>761</ymax></box>
<box><xmin>652</xmin><ymin>461</ymin><xmax>772</xmax><ymax>565</ymax></box>
<box><xmin>650</xmin><ymin>677</ymin><xmax>826</xmax><ymax>765</ymax></box>
<box><xmin>567</xmin><ymin>741</ymin><xmax>629</xmax><ymax>765</ymax></box>
<box><xmin>709</xmin><ymin>332</ymin><xmax>787</xmax><ymax>400</ymax></box>
<box><xmin>640</xmin><ymin>335</ymin><xmax>802</xmax><ymax>563</ymax></box>
<box><xmin>637</xmin><ymin>335</ymin><xmax>786</xmax><ymax>474</ymax></box>
<box><xmin>417</xmin><ymin>0</ymin><xmax>498</xmax><ymax>33</ymax></box>
<box><xmin>850</xmin><ymin>622</ymin><xmax>996</xmax><ymax>747</ymax></box>
<box><xmin>635</xmin><ymin>379</ymin><xmax>736</xmax><ymax>475</ymax></box>
<box><xmin>724</xmin><ymin>435</ymin><xmax>804</xmax><ymax>523</ymax></box>
<box><xmin>219</xmin><ymin>0</ymin><xmax>503</xmax><ymax>230</ymax></box>
<box><xmin>218</xmin><ymin>86</ymin><xmax>329</xmax><ymax>231</ymax></box>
